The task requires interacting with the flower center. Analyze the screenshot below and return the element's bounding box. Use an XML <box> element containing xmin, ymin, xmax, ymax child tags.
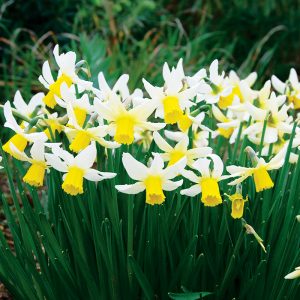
<box><xmin>144</xmin><ymin>175</ymin><xmax>165</xmax><ymax>205</ymax></box>
<box><xmin>253</xmin><ymin>166</ymin><xmax>274</xmax><ymax>192</ymax></box>
<box><xmin>62</xmin><ymin>166</ymin><xmax>84</xmax><ymax>196</ymax></box>
<box><xmin>178</xmin><ymin>113</ymin><xmax>192</xmax><ymax>132</ymax></box>
<box><xmin>23</xmin><ymin>161</ymin><xmax>47</xmax><ymax>187</ymax></box>
<box><xmin>168</xmin><ymin>150</ymin><xmax>185</xmax><ymax>166</ymax></box>
<box><xmin>200</xmin><ymin>178</ymin><xmax>222</xmax><ymax>207</ymax></box>
<box><xmin>69</xmin><ymin>130</ymin><xmax>92</xmax><ymax>153</ymax></box>
<box><xmin>43</xmin><ymin>73</ymin><xmax>73</xmax><ymax>108</ymax></box>
<box><xmin>74</xmin><ymin>107</ymin><xmax>87</xmax><ymax>127</ymax></box>
<box><xmin>3</xmin><ymin>134</ymin><xmax>28</xmax><ymax>157</ymax></box>
<box><xmin>163</xmin><ymin>96</ymin><xmax>183</xmax><ymax>124</ymax></box>
<box><xmin>115</xmin><ymin>115</ymin><xmax>135</xmax><ymax>145</ymax></box>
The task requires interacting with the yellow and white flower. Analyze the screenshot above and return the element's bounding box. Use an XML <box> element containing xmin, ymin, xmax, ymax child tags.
<box><xmin>64</xmin><ymin>102</ymin><xmax>120</xmax><ymax>153</ymax></box>
<box><xmin>94</xmin><ymin>95</ymin><xmax>165</xmax><ymax>145</ymax></box>
<box><xmin>243</xmin><ymin>92</ymin><xmax>293</xmax><ymax>144</ymax></box>
<box><xmin>12</xmin><ymin>91</ymin><xmax>43</xmax><ymax>119</ymax></box>
<box><xmin>218</xmin><ymin>70</ymin><xmax>257</xmax><ymax>108</ymax></box>
<box><xmin>153</xmin><ymin>131</ymin><xmax>212</xmax><ymax>167</ymax></box>
<box><xmin>201</xmin><ymin>59</ymin><xmax>232</xmax><ymax>105</ymax></box>
<box><xmin>45</xmin><ymin>142</ymin><xmax>116</xmax><ymax>196</ymax></box>
<box><xmin>181</xmin><ymin>154</ymin><xmax>227</xmax><ymax>207</ymax></box>
<box><xmin>55</xmin><ymin>83</ymin><xmax>93</xmax><ymax>127</ymax></box>
<box><xmin>115</xmin><ymin>153</ymin><xmax>186</xmax><ymax>205</ymax></box>
<box><xmin>143</xmin><ymin>59</ymin><xmax>199</xmax><ymax>124</ymax></box>
<box><xmin>39</xmin><ymin>45</ymin><xmax>92</xmax><ymax>108</ymax></box>
<box><xmin>9</xmin><ymin>140</ymin><xmax>49</xmax><ymax>187</ymax></box>
<box><xmin>272</xmin><ymin>68</ymin><xmax>300</xmax><ymax>109</ymax></box>
<box><xmin>2</xmin><ymin>102</ymin><xmax>47</xmax><ymax>157</ymax></box>
<box><xmin>227</xmin><ymin>146</ymin><xmax>286</xmax><ymax>192</ymax></box>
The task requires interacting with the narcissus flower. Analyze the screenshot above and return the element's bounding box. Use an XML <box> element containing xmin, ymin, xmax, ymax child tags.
<box><xmin>201</xmin><ymin>59</ymin><xmax>232</xmax><ymax>105</ymax></box>
<box><xmin>55</xmin><ymin>83</ymin><xmax>93</xmax><ymax>127</ymax></box>
<box><xmin>153</xmin><ymin>131</ymin><xmax>212</xmax><ymax>167</ymax></box>
<box><xmin>45</xmin><ymin>142</ymin><xmax>116</xmax><ymax>196</ymax></box>
<box><xmin>272</xmin><ymin>68</ymin><xmax>300</xmax><ymax>109</ymax></box>
<box><xmin>285</xmin><ymin>267</ymin><xmax>300</xmax><ymax>279</ymax></box>
<box><xmin>64</xmin><ymin>104</ymin><xmax>119</xmax><ymax>153</ymax></box>
<box><xmin>115</xmin><ymin>153</ymin><xmax>186</xmax><ymax>205</ymax></box>
<box><xmin>227</xmin><ymin>146</ymin><xmax>286</xmax><ymax>192</ymax></box>
<box><xmin>39</xmin><ymin>45</ymin><xmax>92</xmax><ymax>108</ymax></box>
<box><xmin>12</xmin><ymin>91</ymin><xmax>43</xmax><ymax>118</ymax></box>
<box><xmin>9</xmin><ymin>141</ymin><xmax>49</xmax><ymax>187</ymax></box>
<box><xmin>143</xmin><ymin>59</ymin><xmax>199</xmax><ymax>124</ymax></box>
<box><xmin>225</xmin><ymin>184</ymin><xmax>248</xmax><ymax>219</ymax></box>
<box><xmin>2</xmin><ymin>102</ymin><xmax>47</xmax><ymax>157</ymax></box>
<box><xmin>94</xmin><ymin>95</ymin><xmax>165</xmax><ymax>145</ymax></box>
<box><xmin>181</xmin><ymin>154</ymin><xmax>228</xmax><ymax>207</ymax></box>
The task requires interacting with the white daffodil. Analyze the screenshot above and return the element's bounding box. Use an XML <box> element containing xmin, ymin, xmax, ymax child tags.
<box><xmin>153</xmin><ymin>131</ymin><xmax>212</xmax><ymax>167</ymax></box>
<box><xmin>181</xmin><ymin>154</ymin><xmax>227</xmax><ymax>207</ymax></box>
<box><xmin>272</xmin><ymin>68</ymin><xmax>300</xmax><ymax>109</ymax></box>
<box><xmin>45</xmin><ymin>142</ymin><xmax>116</xmax><ymax>196</ymax></box>
<box><xmin>9</xmin><ymin>140</ymin><xmax>51</xmax><ymax>187</ymax></box>
<box><xmin>2</xmin><ymin>102</ymin><xmax>47</xmax><ymax>157</ymax></box>
<box><xmin>143</xmin><ymin>59</ymin><xmax>199</xmax><ymax>124</ymax></box>
<box><xmin>217</xmin><ymin>70</ymin><xmax>257</xmax><ymax>109</ymax></box>
<box><xmin>115</xmin><ymin>153</ymin><xmax>186</xmax><ymax>205</ymax></box>
<box><xmin>12</xmin><ymin>91</ymin><xmax>43</xmax><ymax>118</ymax></box>
<box><xmin>227</xmin><ymin>146</ymin><xmax>286</xmax><ymax>192</ymax></box>
<box><xmin>285</xmin><ymin>267</ymin><xmax>300</xmax><ymax>279</ymax></box>
<box><xmin>39</xmin><ymin>45</ymin><xmax>92</xmax><ymax>108</ymax></box>
<box><xmin>55</xmin><ymin>83</ymin><xmax>93</xmax><ymax>127</ymax></box>
<box><xmin>201</xmin><ymin>59</ymin><xmax>232</xmax><ymax>105</ymax></box>
<box><xmin>64</xmin><ymin>102</ymin><xmax>119</xmax><ymax>153</ymax></box>
<box><xmin>94</xmin><ymin>95</ymin><xmax>164</xmax><ymax>145</ymax></box>
<box><xmin>243</xmin><ymin>92</ymin><xmax>292</xmax><ymax>145</ymax></box>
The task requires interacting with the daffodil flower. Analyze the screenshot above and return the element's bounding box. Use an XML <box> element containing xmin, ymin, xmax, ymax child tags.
<box><xmin>153</xmin><ymin>131</ymin><xmax>212</xmax><ymax>167</ymax></box>
<box><xmin>64</xmin><ymin>102</ymin><xmax>120</xmax><ymax>153</ymax></box>
<box><xmin>181</xmin><ymin>154</ymin><xmax>227</xmax><ymax>207</ymax></box>
<box><xmin>2</xmin><ymin>102</ymin><xmax>47</xmax><ymax>157</ymax></box>
<box><xmin>217</xmin><ymin>70</ymin><xmax>257</xmax><ymax>108</ymax></box>
<box><xmin>9</xmin><ymin>140</ymin><xmax>49</xmax><ymax>187</ymax></box>
<box><xmin>143</xmin><ymin>59</ymin><xmax>199</xmax><ymax>124</ymax></box>
<box><xmin>285</xmin><ymin>267</ymin><xmax>300</xmax><ymax>279</ymax></box>
<box><xmin>12</xmin><ymin>91</ymin><xmax>43</xmax><ymax>119</ymax></box>
<box><xmin>39</xmin><ymin>45</ymin><xmax>92</xmax><ymax>108</ymax></box>
<box><xmin>225</xmin><ymin>184</ymin><xmax>248</xmax><ymax>219</ymax></box>
<box><xmin>115</xmin><ymin>153</ymin><xmax>186</xmax><ymax>205</ymax></box>
<box><xmin>45</xmin><ymin>142</ymin><xmax>116</xmax><ymax>196</ymax></box>
<box><xmin>272</xmin><ymin>68</ymin><xmax>300</xmax><ymax>109</ymax></box>
<box><xmin>243</xmin><ymin>92</ymin><xmax>293</xmax><ymax>145</ymax></box>
<box><xmin>227</xmin><ymin>146</ymin><xmax>287</xmax><ymax>192</ymax></box>
<box><xmin>55</xmin><ymin>83</ymin><xmax>93</xmax><ymax>127</ymax></box>
<box><xmin>201</xmin><ymin>59</ymin><xmax>232</xmax><ymax>105</ymax></box>
<box><xmin>94</xmin><ymin>95</ymin><xmax>165</xmax><ymax>145</ymax></box>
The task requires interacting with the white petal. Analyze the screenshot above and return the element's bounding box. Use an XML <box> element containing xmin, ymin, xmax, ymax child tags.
<box><xmin>162</xmin><ymin>179</ymin><xmax>183</xmax><ymax>191</ymax></box>
<box><xmin>209</xmin><ymin>154</ymin><xmax>224</xmax><ymax>178</ymax></box>
<box><xmin>30</xmin><ymin>140</ymin><xmax>45</xmax><ymax>161</ymax></box>
<box><xmin>192</xmin><ymin>158</ymin><xmax>210</xmax><ymax>177</ymax></box>
<box><xmin>45</xmin><ymin>153</ymin><xmax>68</xmax><ymax>172</ymax></box>
<box><xmin>271</xmin><ymin>75</ymin><xmax>285</xmax><ymax>94</ymax></box>
<box><xmin>122</xmin><ymin>153</ymin><xmax>148</xmax><ymax>180</ymax></box>
<box><xmin>153</xmin><ymin>131</ymin><xmax>173</xmax><ymax>152</ymax></box>
<box><xmin>75</xmin><ymin>142</ymin><xmax>97</xmax><ymax>169</ymax></box>
<box><xmin>84</xmin><ymin>169</ymin><xmax>116</xmax><ymax>181</ymax></box>
<box><xmin>150</xmin><ymin>153</ymin><xmax>165</xmax><ymax>172</ymax></box>
<box><xmin>181</xmin><ymin>170</ymin><xmax>199</xmax><ymax>183</ymax></box>
<box><xmin>115</xmin><ymin>182</ymin><xmax>145</xmax><ymax>194</ymax></box>
<box><xmin>181</xmin><ymin>184</ymin><xmax>201</xmax><ymax>197</ymax></box>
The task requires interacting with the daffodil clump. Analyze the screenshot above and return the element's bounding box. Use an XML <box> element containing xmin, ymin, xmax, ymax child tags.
<box><xmin>0</xmin><ymin>45</ymin><xmax>300</xmax><ymax>291</ymax></box>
